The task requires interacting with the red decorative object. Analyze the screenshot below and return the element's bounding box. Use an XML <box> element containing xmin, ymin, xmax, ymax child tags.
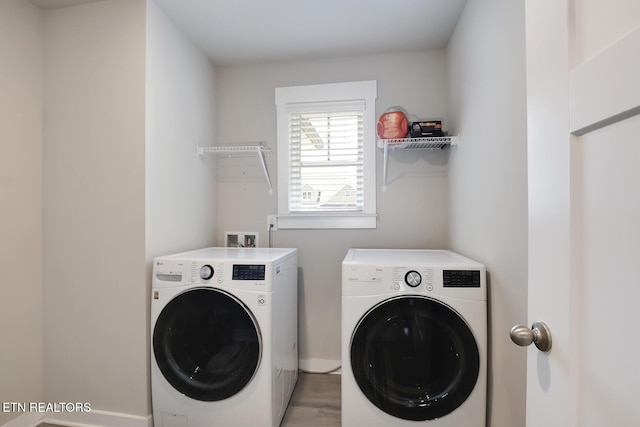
<box><xmin>377</xmin><ymin>110</ymin><xmax>408</xmax><ymax>139</ymax></box>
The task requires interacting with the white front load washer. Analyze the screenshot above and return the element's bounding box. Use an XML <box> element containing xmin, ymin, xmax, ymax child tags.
<box><xmin>342</xmin><ymin>248</ymin><xmax>487</xmax><ymax>427</ymax></box>
<box><xmin>151</xmin><ymin>247</ymin><xmax>298</xmax><ymax>427</ymax></box>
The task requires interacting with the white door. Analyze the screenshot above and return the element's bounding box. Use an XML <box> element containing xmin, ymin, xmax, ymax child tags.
<box><xmin>523</xmin><ymin>0</ymin><xmax>640</xmax><ymax>426</ymax></box>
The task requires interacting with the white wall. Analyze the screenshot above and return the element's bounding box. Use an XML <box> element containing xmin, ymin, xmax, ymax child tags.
<box><xmin>215</xmin><ymin>51</ymin><xmax>451</xmax><ymax>370</ymax></box>
<box><xmin>145</xmin><ymin>0</ymin><xmax>218</xmax><ymax>411</ymax></box>
<box><xmin>446</xmin><ymin>0</ymin><xmax>528</xmax><ymax>426</ymax></box>
<box><xmin>145</xmin><ymin>0</ymin><xmax>217</xmax><ymax>261</ymax></box>
<box><xmin>42</xmin><ymin>0</ymin><xmax>148</xmax><ymax>421</ymax></box>
<box><xmin>0</xmin><ymin>0</ymin><xmax>217</xmax><ymax>423</ymax></box>
<box><xmin>37</xmin><ymin>0</ymin><xmax>217</xmax><ymax>423</ymax></box>
<box><xmin>0</xmin><ymin>1</ymin><xmax>44</xmax><ymax>425</ymax></box>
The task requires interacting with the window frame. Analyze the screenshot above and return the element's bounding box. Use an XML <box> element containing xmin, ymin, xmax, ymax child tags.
<box><xmin>275</xmin><ymin>80</ymin><xmax>377</xmax><ymax>229</ymax></box>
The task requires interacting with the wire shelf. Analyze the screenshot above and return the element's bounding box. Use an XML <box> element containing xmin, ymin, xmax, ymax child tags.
<box><xmin>376</xmin><ymin>136</ymin><xmax>457</xmax><ymax>150</ymax></box>
<box><xmin>196</xmin><ymin>144</ymin><xmax>272</xmax><ymax>156</ymax></box>
<box><xmin>196</xmin><ymin>144</ymin><xmax>273</xmax><ymax>194</ymax></box>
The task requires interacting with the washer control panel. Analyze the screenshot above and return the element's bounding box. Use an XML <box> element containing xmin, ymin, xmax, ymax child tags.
<box><xmin>188</xmin><ymin>262</ymin><xmax>223</xmax><ymax>284</ymax></box>
<box><xmin>393</xmin><ymin>268</ymin><xmax>434</xmax><ymax>291</ymax></box>
<box><xmin>185</xmin><ymin>262</ymin><xmax>270</xmax><ymax>286</ymax></box>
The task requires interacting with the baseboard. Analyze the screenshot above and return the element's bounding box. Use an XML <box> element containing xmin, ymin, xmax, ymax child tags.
<box><xmin>43</xmin><ymin>410</ymin><xmax>151</xmax><ymax>427</ymax></box>
<box><xmin>1</xmin><ymin>412</ymin><xmax>43</xmax><ymax>427</ymax></box>
<box><xmin>298</xmin><ymin>358</ymin><xmax>341</xmax><ymax>374</ymax></box>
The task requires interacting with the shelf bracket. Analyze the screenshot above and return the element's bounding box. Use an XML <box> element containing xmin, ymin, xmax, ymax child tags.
<box><xmin>378</xmin><ymin>136</ymin><xmax>457</xmax><ymax>192</ymax></box>
<box><xmin>382</xmin><ymin>141</ymin><xmax>390</xmax><ymax>192</ymax></box>
<box><xmin>257</xmin><ymin>148</ymin><xmax>273</xmax><ymax>195</ymax></box>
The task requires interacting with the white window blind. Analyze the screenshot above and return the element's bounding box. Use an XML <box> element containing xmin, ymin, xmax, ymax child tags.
<box><xmin>288</xmin><ymin>101</ymin><xmax>365</xmax><ymax>213</ymax></box>
<box><xmin>275</xmin><ymin>80</ymin><xmax>377</xmax><ymax>229</ymax></box>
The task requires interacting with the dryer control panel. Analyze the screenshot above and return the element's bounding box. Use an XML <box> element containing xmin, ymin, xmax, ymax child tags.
<box><xmin>342</xmin><ymin>248</ymin><xmax>487</xmax><ymax>300</ymax></box>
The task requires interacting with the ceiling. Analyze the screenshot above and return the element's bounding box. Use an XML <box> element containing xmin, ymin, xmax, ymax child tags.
<box><xmin>29</xmin><ymin>0</ymin><xmax>467</xmax><ymax>67</ymax></box>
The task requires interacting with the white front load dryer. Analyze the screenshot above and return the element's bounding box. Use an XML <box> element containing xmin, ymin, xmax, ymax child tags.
<box><xmin>342</xmin><ymin>249</ymin><xmax>487</xmax><ymax>427</ymax></box>
<box><xmin>151</xmin><ymin>248</ymin><xmax>298</xmax><ymax>427</ymax></box>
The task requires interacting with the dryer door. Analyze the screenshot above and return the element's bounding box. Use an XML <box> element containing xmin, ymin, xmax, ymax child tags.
<box><xmin>350</xmin><ymin>295</ymin><xmax>480</xmax><ymax>421</ymax></box>
<box><xmin>153</xmin><ymin>287</ymin><xmax>261</xmax><ymax>401</ymax></box>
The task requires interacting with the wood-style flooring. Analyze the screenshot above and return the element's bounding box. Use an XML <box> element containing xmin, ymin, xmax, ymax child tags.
<box><xmin>40</xmin><ymin>373</ymin><xmax>341</xmax><ymax>427</ymax></box>
<box><xmin>282</xmin><ymin>373</ymin><xmax>341</xmax><ymax>427</ymax></box>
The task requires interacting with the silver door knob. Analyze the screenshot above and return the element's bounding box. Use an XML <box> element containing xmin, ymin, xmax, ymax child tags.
<box><xmin>510</xmin><ymin>321</ymin><xmax>552</xmax><ymax>352</ymax></box>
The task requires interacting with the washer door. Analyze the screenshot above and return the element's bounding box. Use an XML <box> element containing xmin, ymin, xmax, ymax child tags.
<box><xmin>153</xmin><ymin>287</ymin><xmax>261</xmax><ymax>401</ymax></box>
<box><xmin>350</xmin><ymin>296</ymin><xmax>480</xmax><ymax>421</ymax></box>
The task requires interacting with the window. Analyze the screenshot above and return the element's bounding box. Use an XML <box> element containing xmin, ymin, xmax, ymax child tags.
<box><xmin>275</xmin><ymin>81</ymin><xmax>377</xmax><ymax>229</ymax></box>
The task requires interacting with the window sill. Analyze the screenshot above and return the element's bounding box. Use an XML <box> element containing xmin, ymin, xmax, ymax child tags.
<box><xmin>276</xmin><ymin>213</ymin><xmax>377</xmax><ymax>229</ymax></box>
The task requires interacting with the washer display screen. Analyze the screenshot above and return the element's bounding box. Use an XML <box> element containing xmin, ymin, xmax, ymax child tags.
<box><xmin>350</xmin><ymin>295</ymin><xmax>480</xmax><ymax>421</ymax></box>
<box><xmin>232</xmin><ymin>264</ymin><xmax>266</xmax><ymax>281</ymax></box>
<box><xmin>153</xmin><ymin>287</ymin><xmax>261</xmax><ymax>401</ymax></box>
<box><xmin>443</xmin><ymin>270</ymin><xmax>481</xmax><ymax>288</ymax></box>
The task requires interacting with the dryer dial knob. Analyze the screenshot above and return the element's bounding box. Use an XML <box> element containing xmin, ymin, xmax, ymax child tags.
<box><xmin>405</xmin><ymin>271</ymin><xmax>422</xmax><ymax>287</ymax></box>
<box><xmin>200</xmin><ymin>265</ymin><xmax>214</xmax><ymax>280</ymax></box>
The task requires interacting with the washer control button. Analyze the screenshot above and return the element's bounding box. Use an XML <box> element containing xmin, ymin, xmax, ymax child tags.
<box><xmin>405</xmin><ymin>271</ymin><xmax>422</xmax><ymax>287</ymax></box>
<box><xmin>200</xmin><ymin>265</ymin><xmax>214</xmax><ymax>280</ymax></box>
